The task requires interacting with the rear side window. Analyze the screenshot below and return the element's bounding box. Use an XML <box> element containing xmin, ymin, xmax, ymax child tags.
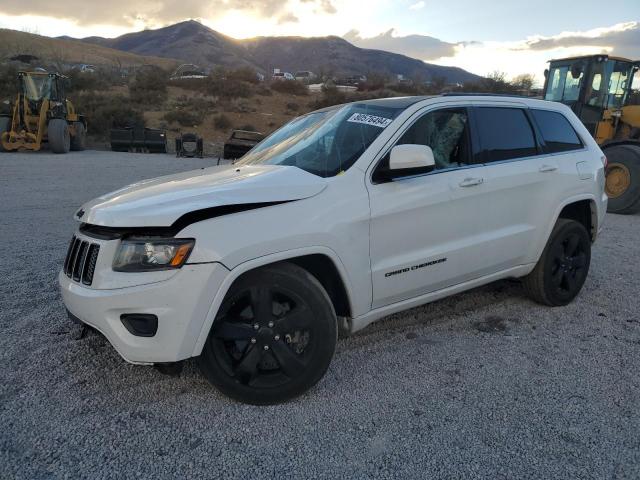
<box><xmin>531</xmin><ymin>109</ymin><xmax>583</xmax><ymax>153</ymax></box>
<box><xmin>475</xmin><ymin>107</ymin><xmax>537</xmax><ymax>162</ymax></box>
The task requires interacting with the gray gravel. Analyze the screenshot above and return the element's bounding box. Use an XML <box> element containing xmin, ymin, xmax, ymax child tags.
<box><xmin>1</xmin><ymin>151</ymin><xmax>639</xmax><ymax>479</ymax></box>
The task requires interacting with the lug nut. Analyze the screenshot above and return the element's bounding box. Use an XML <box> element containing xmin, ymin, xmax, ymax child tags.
<box><xmin>253</xmin><ymin>323</ymin><xmax>260</xmax><ymax>330</ymax></box>
<box><xmin>263</xmin><ymin>345</ymin><xmax>270</xmax><ymax>350</ymax></box>
<box><xmin>250</xmin><ymin>338</ymin><xmax>257</xmax><ymax>344</ymax></box>
<box><xmin>274</xmin><ymin>335</ymin><xmax>280</xmax><ymax>341</ymax></box>
<box><xmin>268</xmin><ymin>321</ymin><xmax>274</xmax><ymax>328</ymax></box>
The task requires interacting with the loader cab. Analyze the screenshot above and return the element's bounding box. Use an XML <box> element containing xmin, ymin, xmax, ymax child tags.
<box><xmin>543</xmin><ymin>55</ymin><xmax>639</xmax><ymax>138</ymax></box>
<box><xmin>19</xmin><ymin>72</ymin><xmax>67</xmax><ymax>104</ymax></box>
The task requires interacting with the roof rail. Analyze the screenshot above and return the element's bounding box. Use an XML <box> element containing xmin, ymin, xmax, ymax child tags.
<box><xmin>442</xmin><ymin>92</ymin><xmax>533</xmax><ymax>99</ymax></box>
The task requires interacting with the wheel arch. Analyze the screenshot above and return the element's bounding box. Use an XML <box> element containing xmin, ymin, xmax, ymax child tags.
<box><xmin>557</xmin><ymin>198</ymin><xmax>598</xmax><ymax>242</ymax></box>
<box><xmin>546</xmin><ymin>194</ymin><xmax>599</xmax><ymax>249</ymax></box>
<box><xmin>192</xmin><ymin>246</ymin><xmax>354</xmax><ymax>357</ymax></box>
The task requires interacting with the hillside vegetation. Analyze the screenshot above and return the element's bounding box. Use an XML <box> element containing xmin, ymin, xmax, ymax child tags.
<box><xmin>0</xmin><ymin>29</ymin><xmax>178</xmax><ymax>71</ymax></box>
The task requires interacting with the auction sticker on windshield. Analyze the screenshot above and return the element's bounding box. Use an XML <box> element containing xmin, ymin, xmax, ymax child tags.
<box><xmin>347</xmin><ymin>113</ymin><xmax>393</xmax><ymax>128</ymax></box>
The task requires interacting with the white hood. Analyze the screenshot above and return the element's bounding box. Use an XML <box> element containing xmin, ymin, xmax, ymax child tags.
<box><xmin>78</xmin><ymin>165</ymin><xmax>327</xmax><ymax>228</ymax></box>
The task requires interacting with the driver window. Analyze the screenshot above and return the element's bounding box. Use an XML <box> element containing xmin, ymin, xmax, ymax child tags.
<box><xmin>395</xmin><ymin>108</ymin><xmax>470</xmax><ymax>170</ymax></box>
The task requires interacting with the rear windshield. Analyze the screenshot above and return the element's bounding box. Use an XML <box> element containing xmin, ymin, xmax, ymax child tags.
<box><xmin>238</xmin><ymin>104</ymin><xmax>402</xmax><ymax>177</ymax></box>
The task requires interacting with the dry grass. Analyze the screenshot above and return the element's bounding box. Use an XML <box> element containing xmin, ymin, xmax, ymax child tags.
<box><xmin>0</xmin><ymin>29</ymin><xmax>177</xmax><ymax>70</ymax></box>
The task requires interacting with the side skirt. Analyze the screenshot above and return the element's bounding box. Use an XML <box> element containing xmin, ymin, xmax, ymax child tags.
<box><xmin>350</xmin><ymin>264</ymin><xmax>535</xmax><ymax>334</ymax></box>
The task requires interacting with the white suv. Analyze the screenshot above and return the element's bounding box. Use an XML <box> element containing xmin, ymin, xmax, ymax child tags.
<box><xmin>60</xmin><ymin>95</ymin><xmax>607</xmax><ymax>404</ymax></box>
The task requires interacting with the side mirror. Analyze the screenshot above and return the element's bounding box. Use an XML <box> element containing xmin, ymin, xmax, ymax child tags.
<box><xmin>543</xmin><ymin>69</ymin><xmax>549</xmax><ymax>79</ymax></box>
<box><xmin>390</xmin><ymin>144</ymin><xmax>435</xmax><ymax>171</ymax></box>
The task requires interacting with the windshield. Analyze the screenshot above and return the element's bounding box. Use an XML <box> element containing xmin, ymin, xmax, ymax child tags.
<box><xmin>545</xmin><ymin>66</ymin><xmax>583</xmax><ymax>103</ymax></box>
<box><xmin>22</xmin><ymin>75</ymin><xmax>52</xmax><ymax>101</ymax></box>
<box><xmin>238</xmin><ymin>103</ymin><xmax>401</xmax><ymax>177</ymax></box>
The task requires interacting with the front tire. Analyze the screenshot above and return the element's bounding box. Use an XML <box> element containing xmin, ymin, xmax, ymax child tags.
<box><xmin>523</xmin><ymin>219</ymin><xmax>591</xmax><ymax>306</ymax></box>
<box><xmin>198</xmin><ymin>263</ymin><xmax>337</xmax><ymax>405</ymax></box>
<box><xmin>48</xmin><ymin>119</ymin><xmax>70</xmax><ymax>154</ymax></box>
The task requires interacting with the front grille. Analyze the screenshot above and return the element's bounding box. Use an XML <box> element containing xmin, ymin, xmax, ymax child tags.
<box><xmin>64</xmin><ymin>236</ymin><xmax>100</xmax><ymax>286</ymax></box>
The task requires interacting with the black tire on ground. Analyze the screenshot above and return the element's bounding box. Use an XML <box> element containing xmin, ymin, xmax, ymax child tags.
<box><xmin>522</xmin><ymin>219</ymin><xmax>591</xmax><ymax>307</ymax></box>
<box><xmin>198</xmin><ymin>262</ymin><xmax>337</xmax><ymax>405</ymax></box>
<box><xmin>48</xmin><ymin>119</ymin><xmax>70</xmax><ymax>154</ymax></box>
<box><xmin>604</xmin><ymin>144</ymin><xmax>640</xmax><ymax>215</ymax></box>
<box><xmin>70</xmin><ymin>122</ymin><xmax>86</xmax><ymax>151</ymax></box>
<box><xmin>0</xmin><ymin>116</ymin><xmax>10</xmax><ymax>152</ymax></box>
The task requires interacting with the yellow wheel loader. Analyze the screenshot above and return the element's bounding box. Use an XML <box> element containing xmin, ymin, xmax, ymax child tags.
<box><xmin>0</xmin><ymin>71</ymin><xmax>86</xmax><ymax>154</ymax></box>
<box><xmin>543</xmin><ymin>55</ymin><xmax>640</xmax><ymax>214</ymax></box>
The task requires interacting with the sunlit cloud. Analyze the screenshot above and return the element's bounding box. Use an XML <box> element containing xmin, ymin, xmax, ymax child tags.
<box><xmin>348</xmin><ymin>21</ymin><xmax>640</xmax><ymax>84</ymax></box>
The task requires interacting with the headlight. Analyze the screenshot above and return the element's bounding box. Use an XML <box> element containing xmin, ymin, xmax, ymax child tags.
<box><xmin>113</xmin><ymin>238</ymin><xmax>195</xmax><ymax>272</ymax></box>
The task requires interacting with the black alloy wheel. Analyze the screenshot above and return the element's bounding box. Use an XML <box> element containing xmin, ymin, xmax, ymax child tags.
<box><xmin>548</xmin><ymin>230</ymin><xmax>589</xmax><ymax>298</ymax></box>
<box><xmin>523</xmin><ymin>219</ymin><xmax>591</xmax><ymax>306</ymax></box>
<box><xmin>199</xmin><ymin>263</ymin><xmax>337</xmax><ymax>405</ymax></box>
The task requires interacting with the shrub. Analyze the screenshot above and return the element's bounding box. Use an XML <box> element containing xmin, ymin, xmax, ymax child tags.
<box><xmin>65</xmin><ymin>69</ymin><xmax>111</xmax><ymax>93</ymax></box>
<box><xmin>227</xmin><ymin>67</ymin><xmax>260</xmax><ymax>84</ymax></box>
<box><xmin>73</xmin><ymin>92</ymin><xmax>144</xmax><ymax>139</ymax></box>
<box><xmin>0</xmin><ymin>64</ymin><xmax>19</xmax><ymax>100</ymax></box>
<box><xmin>309</xmin><ymin>85</ymin><xmax>348</xmax><ymax>109</ymax></box>
<box><xmin>129</xmin><ymin>67</ymin><xmax>168</xmax><ymax>105</ymax></box>
<box><xmin>239</xmin><ymin>124</ymin><xmax>257</xmax><ymax>132</ymax></box>
<box><xmin>255</xmin><ymin>85</ymin><xmax>273</xmax><ymax>96</ymax></box>
<box><xmin>286</xmin><ymin>102</ymin><xmax>299</xmax><ymax>112</ymax></box>
<box><xmin>163</xmin><ymin>108</ymin><xmax>204</xmax><ymax>127</ymax></box>
<box><xmin>214</xmin><ymin>114</ymin><xmax>232</xmax><ymax>130</ymax></box>
<box><xmin>167</xmin><ymin>77</ymin><xmax>207</xmax><ymax>92</ymax></box>
<box><xmin>270</xmin><ymin>80</ymin><xmax>308</xmax><ymax>96</ymax></box>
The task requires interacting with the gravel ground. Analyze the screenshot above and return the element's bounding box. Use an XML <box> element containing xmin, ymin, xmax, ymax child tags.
<box><xmin>1</xmin><ymin>151</ymin><xmax>639</xmax><ymax>479</ymax></box>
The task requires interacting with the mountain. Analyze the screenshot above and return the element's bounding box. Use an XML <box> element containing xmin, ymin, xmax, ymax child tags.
<box><xmin>76</xmin><ymin>20</ymin><xmax>480</xmax><ymax>83</ymax></box>
<box><xmin>0</xmin><ymin>29</ymin><xmax>178</xmax><ymax>70</ymax></box>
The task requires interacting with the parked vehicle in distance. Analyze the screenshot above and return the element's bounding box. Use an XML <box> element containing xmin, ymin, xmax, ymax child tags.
<box><xmin>223</xmin><ymin>129</ymin><xmax>265</xmax><ymax>159</ymax></box>
<box><xmin>295</xmin><ymin>71</ymin><xmax>317</xmax><ymax>83</ymax></box>
<box><xmin>344</xmin><ymin>75</ymin><xmax>367</xmax><ymax>86</ymax></box>
<box><xmin>73</xmin><ymin>64</ymin><xmax>96</xmax><ymax>73</ymax></box>
<box><xmin>60</xmin><ymin>95</ymin><xmax>607</xmax><ymax>405</ymax></box>
<box><xmin>272</xmin><ymin>72</ymin><xmax>294</xmax><ymax>81</ymax></box>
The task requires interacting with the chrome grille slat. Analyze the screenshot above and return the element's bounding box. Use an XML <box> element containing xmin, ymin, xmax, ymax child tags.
<box><xmin>64</xmin><ymin>236</ymin><xmax>100</xmax><ymax>286</ymax></box>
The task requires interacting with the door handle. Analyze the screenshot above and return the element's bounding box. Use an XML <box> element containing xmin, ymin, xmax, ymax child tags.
<box><xmin>459</xmin><ymin>177</ymin><xmax>484</xmax><ymax>187</ymax></box>
<box><xmin>539</xmin><ymin>164</ymin><xmax>558</xmax><ymax>173</ymax></box>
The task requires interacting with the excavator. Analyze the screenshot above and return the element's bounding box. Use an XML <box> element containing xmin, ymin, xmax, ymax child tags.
<box><xmin>543</xmin><ymin>54</ymin><xmax>640</xmax><ymax>214</ymax></box>
<box><xmin>0</xmin><ymin>71</ymin><xmax>86</xmax><ymax>154</ymax></box>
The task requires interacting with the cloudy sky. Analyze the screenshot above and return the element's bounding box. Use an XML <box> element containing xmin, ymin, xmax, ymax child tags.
<box><xmin>1</xmin><ymin>0</ymin><xmax>638</xmax><ymax>83</ymax></box>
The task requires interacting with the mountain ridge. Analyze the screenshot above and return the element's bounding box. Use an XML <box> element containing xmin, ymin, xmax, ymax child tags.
<box><xmin>74</xmin><ymin>20</ymin><xmax>480</xmax><ymax>83</ymax></box>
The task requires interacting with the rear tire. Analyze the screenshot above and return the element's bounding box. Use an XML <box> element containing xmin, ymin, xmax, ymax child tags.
<box><xmin>0</xmin><ymin>116</ymin><xmax>9</xmax><ymax>152</ymax></box>
<box><xmin>70</xmin><ymin>122</ymin><xmax>86</xmax><ymax>151</ymax></box>
<box><xmin>48</xmin><ymin>119</ymin><xmax>70</xmax><ymax>154</ymax></box>
<box><xmin>604</xmin><ymin>144</ymin><xmax>640</xmax><ymax>215</ymax></box>
<box><xmin>523</xmin><ymin>219</ymin><xmax>591</xmax><ymax>306</ymax></box>
<box><xmin>198</xmin><ymin>262</ymin><xmax>337</xmax><ymax>405</ymax></box>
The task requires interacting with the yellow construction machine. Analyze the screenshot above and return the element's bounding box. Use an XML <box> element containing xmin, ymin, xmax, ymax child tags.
<box><xmin>0</xmin><ymin>71</ymin><xmax>86</xmax><ymax>154</ymax></box>
<box><xmin>543</xmin><ymin>55</ymin><xmax>640</xmax><ymax>214</ymax></box>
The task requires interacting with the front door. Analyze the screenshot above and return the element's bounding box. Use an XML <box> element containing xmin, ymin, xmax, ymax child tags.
<box><xmin>367</xmin><ymin>106</ymin><xmax>493</xmax><ymax>308</ymax></box>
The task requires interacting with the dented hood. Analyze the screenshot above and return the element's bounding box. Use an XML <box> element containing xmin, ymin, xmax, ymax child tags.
<box><xmin>79</xmin><ymin>165</ymin><xmax>327</xmax><ymax>228</ymax></box>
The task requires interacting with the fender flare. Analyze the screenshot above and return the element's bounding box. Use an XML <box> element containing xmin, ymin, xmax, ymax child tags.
<box><xmin>191</xmin><ymin>245</ymin><xmax>355</xmax><ymax>357</ymax></box>
<box><xmin>535</xmin><ymin>193</ymin><xmax>599</xmax><ymax>265</ymax></box>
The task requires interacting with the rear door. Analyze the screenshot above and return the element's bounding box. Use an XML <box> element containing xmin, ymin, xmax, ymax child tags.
<box><xmin>471</xmin><ymin>102</ymin><xmax>562</xmax><ymax>266</ymax></box>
